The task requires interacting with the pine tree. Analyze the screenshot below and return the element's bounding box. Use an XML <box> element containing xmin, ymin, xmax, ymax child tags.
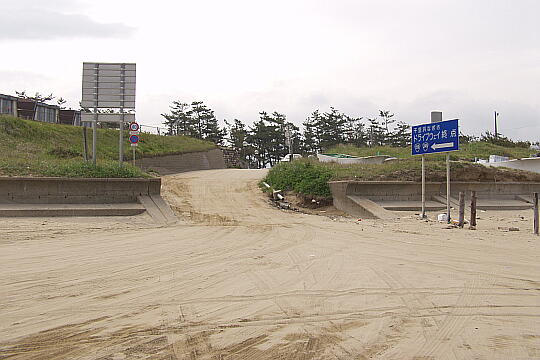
<box><xmin>318</xmin><ymin>107</ymin><xmax>347</xmax><ymax>150</ymax></box>
<box><xmin>389</xmin><ymin>121</ymin><xmax>411</xmax><ymax>147</ymax></box>
<box><xmin>225</xmin><ymin>119</ymin><xmax>248</xmax><ymax>151</ymax></box>
<box><xmin>379</xmin><ymin>110</ymin><xmax>396</xmax><ymax>143</ymax></box>
<box><xmin>367</xmin><ymin>118</ymin><xmax>385</xmax><ymax>147</ymax></box>
<box><xmin>162</xmin><ymin>100</ymin><xmax>224</xmax><ymax>144</ymax></box>
<box><xmin>161</xmin><ymin>101</ymin><xmax>193</xmax><ymax>135</ymax></box>
<box><xmin>343</xmin><ymin>115</ymin><xmax>367</xmax><ymax>147</ymax></box>
<box><xmin>302</xmin><ymin>111</ymin><xmax>323</xmax><ymax>154</ymax></box>
<box><xmin>201</xmin><ymin>110</ymin><xmax>225</xmax><ymax>145</ymax></box>
<box><xmin>247</xmin><ymin>118</ymin><xmax>272</xmax><ymax>168</ymax></box>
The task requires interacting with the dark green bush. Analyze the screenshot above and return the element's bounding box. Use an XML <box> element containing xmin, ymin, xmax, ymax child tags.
<box><xmin>264</xmin><ymin>159</ymin><xmax>333</xmax><ymax>197</ymax></box>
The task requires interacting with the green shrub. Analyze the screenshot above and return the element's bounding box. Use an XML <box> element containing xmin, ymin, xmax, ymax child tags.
<box><xmin>264</xmin><ymin>160</ymin><xmax>333</xmax><ymax>197</ymax></box>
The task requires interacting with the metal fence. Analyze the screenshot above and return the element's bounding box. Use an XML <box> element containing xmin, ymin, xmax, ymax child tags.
<box><xmin>139</xmin><ymin>124</ymin><xmax>170</xmax><ymax>135</ymax></box>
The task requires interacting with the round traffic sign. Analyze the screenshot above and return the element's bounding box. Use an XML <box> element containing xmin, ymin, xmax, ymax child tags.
<box><xmin>129</xmin><ymin>134</ymin><xmax>139</xmax><ymax>144</ymax></box>
<box><xmin>129</xmin><ymin>122</ymin><xmax>140</xmax><ymax>132</ymax></box>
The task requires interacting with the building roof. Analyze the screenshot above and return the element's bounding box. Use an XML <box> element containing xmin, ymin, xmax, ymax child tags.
<box><xmin>16</xmin><ymin>98</ymin><xmax>60</xmax><ymax>109</ymax></box>
<box><xmin>0</xmin><ymin>93</ymin><xmax>19</xmax><ymax>101</ymax></box>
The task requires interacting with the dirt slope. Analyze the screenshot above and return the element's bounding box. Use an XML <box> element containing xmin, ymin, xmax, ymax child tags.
<box><xmin>1</xmin><ymin>169</ymin><xmax>539</xmax><ymax>359</ymax></box>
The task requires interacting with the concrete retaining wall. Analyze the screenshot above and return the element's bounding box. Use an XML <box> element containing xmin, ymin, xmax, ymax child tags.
<box><xmin>137</xmin><ymin>149</ymin><xmax>226</xmax><ymax>175</ymax></box>
<box><xmin>330</xmin><ymin>181</ymin><xmax>540</xmax><ymax>216</ymax></box>
<box><xmin>0</xmin><ymin>177</ymin><xmax>161</xmax><ymax>204</ymax></box>
<box><xmin>330</xmin><ymin>181</ymin><xmax>540</xmax><ymax>202</ymax></box>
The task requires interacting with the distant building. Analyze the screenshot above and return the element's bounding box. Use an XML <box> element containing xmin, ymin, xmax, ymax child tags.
<box><xmin>0</xmin><ymin>93</ymin><xmax>82</xmax><ymax>126</ymax></box>
<box><xmin>0</xmin><ymin>94</ymin><xmax>18</xmax><ymax>117</ymax></box>
<box><xmin>16</xmin><ymin>98</ymin><xmax>59</xmax><ymax>123</ymax></box>
<box><xmin>59</xmin><ymin>109</ymin><xmax>82</xmax><ymax>126</ymax></box>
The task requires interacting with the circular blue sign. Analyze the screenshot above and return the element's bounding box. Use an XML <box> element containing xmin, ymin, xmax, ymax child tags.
<box><xmin>129</xmin><ymin>134</ymin><xmax>139</xmax><ymax>144</ymax></box>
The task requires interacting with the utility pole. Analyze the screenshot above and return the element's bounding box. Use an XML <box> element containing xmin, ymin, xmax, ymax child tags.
<box><xmin>284</xmin><ymin>124</ymin><xmax>293</xmax><ymax>160</ymax></box>
<box><xmin>494</xmin><ymin>111</ymin><xmax>499</xmax><ymax>138</ymax></box>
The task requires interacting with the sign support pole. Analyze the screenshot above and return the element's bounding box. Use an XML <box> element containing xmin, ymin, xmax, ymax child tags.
<box><xmin>92</xmin><ymin>109</ymin><xmax>97</xmax><ymax>165</ymax></box>
<box><xmin>421</xmin><ymin>155</ymin><xmax>426</xmax><ymax>218</ymax></box>
<box><xmin>119</xmin><ymin>110</ymin><xmax>124</xmax><ymax>165</ymax></box>
<box><xmin>119</xmin><ymin>64</ymin><xmax>126</xmax><ymax>165</ymax></box>
<box><xmin>132</xmin><ymin>147</ymin><xmax>136</xmax><ymax>167</ymax></box>
<box><xmin>446</xmin><ymin>153</ymin><xmax>451</xmax><ymax>223</ymax></box>
<box><xmin>92</xmin><ymin>64</ymin><xmax>99</xmax><ymax>165</ymax></box>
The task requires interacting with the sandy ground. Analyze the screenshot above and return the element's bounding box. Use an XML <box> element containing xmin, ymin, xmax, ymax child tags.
<box><xmin>1</xmin><ymin>169</ymin><xmax>539</xmax><ymax>359</ymax></box>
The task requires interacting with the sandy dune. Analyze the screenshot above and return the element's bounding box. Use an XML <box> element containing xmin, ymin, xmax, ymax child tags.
<box><xmin>1</xmin><ymin>169</ymin><xmax>539</xmax><ymax>359</ymax></box>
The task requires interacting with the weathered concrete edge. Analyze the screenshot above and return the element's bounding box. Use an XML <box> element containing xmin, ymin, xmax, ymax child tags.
<box><xmin>0</xmin><ymin>177</ymin><xmax>161</xmax><ymax>204</ymax></box>
<box><xmin>329</xmin><ymin>181</ymin><xmax>540</xmax><ymax>218</ymax></box>
<box><xmin>138</xmin><ymin>148</ymin><xmax>226</xmax><ymax>175</ymax></box>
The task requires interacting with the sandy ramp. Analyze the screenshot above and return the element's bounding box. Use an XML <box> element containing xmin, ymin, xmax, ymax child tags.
<box><xmin>1</xmin><ymin>169</ymin><xmax>539</xmax><ymax>359</ymax></box>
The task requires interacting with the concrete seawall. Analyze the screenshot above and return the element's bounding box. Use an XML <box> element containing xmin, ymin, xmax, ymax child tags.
<box><xmin>0</xmin><ymin>177</ymin><xmax>161</xmax><ymax>204</ymax></box>
<box><xmin>329</xmin><ymin>181</ymin><xmax>540</xmax><ymax>218</ymax></box>
<box><xmin>0</xmin><ymin>177</ymin><xmax>176</xmax><ymax>221</ymax></box>
<box><xmin>138</xmin><ymin>149</ymin><xmax>226</xmax><ymax>175</ymax></box>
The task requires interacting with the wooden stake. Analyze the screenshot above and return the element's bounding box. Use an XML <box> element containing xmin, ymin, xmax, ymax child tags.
<box><xmin>458</xmin><ymin>191</ymin><xmax>465</xmax><ymax>228</ymax></box>
<box><xmin>470</xmin><ymin>191</ymin><xmax>477</xmax><ymax>229</ymax></box>
<box><xmin>534</xmin><ymin>192</ymin><xmax>539</xmax><ymax>236</ymax></box>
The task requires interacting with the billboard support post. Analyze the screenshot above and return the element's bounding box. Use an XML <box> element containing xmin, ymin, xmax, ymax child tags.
<box><xmin>92</xmin><ymin>108</ymin><xmax>97</xmax><ymax>165</ymax></box>
<box><xmin>119</xmin><ymin>115</ymin><xmax>123</xmax><ymax>165</ymax></box>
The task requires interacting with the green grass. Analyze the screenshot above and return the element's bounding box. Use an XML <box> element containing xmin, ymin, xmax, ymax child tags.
<box><xmin>265</xmin><ymin>157</ymin><xmax>540</xmax><ymax>198</ymax></box>
<box><xmin>327</xmin><ymin>143</ymin><xmax>535</xmax><ymax>161</ymax></box>
<box><xmin>0</xmin><ymin>115</ymin><xmax>216</xmax><ymax>178</ymax></box>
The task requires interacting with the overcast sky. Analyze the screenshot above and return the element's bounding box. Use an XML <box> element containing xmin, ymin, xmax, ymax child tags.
<box><xmin>1</xmin><ymin>0</ymin><xmax>538</xmax><ymax>140</ymax></box>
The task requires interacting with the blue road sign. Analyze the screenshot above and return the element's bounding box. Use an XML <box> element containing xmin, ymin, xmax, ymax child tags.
<box><xmin>412</xmin><ymin>119</ymin><xmax>459</xmax><ymax>155</ymax></box>
<box><xmin>129</xmin><ymin>134</ymin><xmax>139</xmax><ymax>144</ymax></box>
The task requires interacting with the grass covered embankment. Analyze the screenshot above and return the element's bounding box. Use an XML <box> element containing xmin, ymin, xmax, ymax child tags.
<box><xmin>327</xmin><ymin>143</ymin><xmax>535</xmax><ymax>161</ymax></box>
<box><xmin>0</xmin><ymin>115</ymin><xmax>216</xmax><ymax>178</ymax></box>
<box><xmin>264</xmin><ymin>144</ymin><xmax>540</xmax><ymax>199</ymax></box>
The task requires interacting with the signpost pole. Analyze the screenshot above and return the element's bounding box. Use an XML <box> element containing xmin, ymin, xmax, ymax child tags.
<box><xmin>92</xmin><ymin>110</ymin><xmax>97</xmax><ymax>165</ymax></box>
<box><xmin>129</xmin><ymin>121</ymin><xmax>140</xmax><ymax>166</ymax></box>
<box><xmin>413</xmin><ymin>113</ymin><xmax>458</xmax><ymax>222</ymax></box>
<box><xmin>446</xmin><ymin>153</ymin><xmax>451</xmax><ymax>223</ymax></box>
<box><xmin>421</xmin><ymin>155</ymin><xmax>426</xmax><ymax>218</ymax></box>
<box><xmin>119</xmin><ymin>64</ymin><xmax>126</xmax><ymax>165</ymax></box>
<box><xmin>119</xmin><ymin>113</ymin><xmax>124</xmax><ymax>165</ymax></box>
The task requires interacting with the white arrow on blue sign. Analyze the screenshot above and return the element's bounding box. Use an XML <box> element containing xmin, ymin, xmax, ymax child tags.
<box><xmin>412</xmin><ymin>119</ymin><xmax>459</xmax><ymax>155</ymax></box>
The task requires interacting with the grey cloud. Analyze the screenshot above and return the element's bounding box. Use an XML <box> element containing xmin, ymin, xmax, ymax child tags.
<box><xmin>0</xmin><ymin>9</ymin><xmax>134</xmax><ymax>41</ymax></box>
